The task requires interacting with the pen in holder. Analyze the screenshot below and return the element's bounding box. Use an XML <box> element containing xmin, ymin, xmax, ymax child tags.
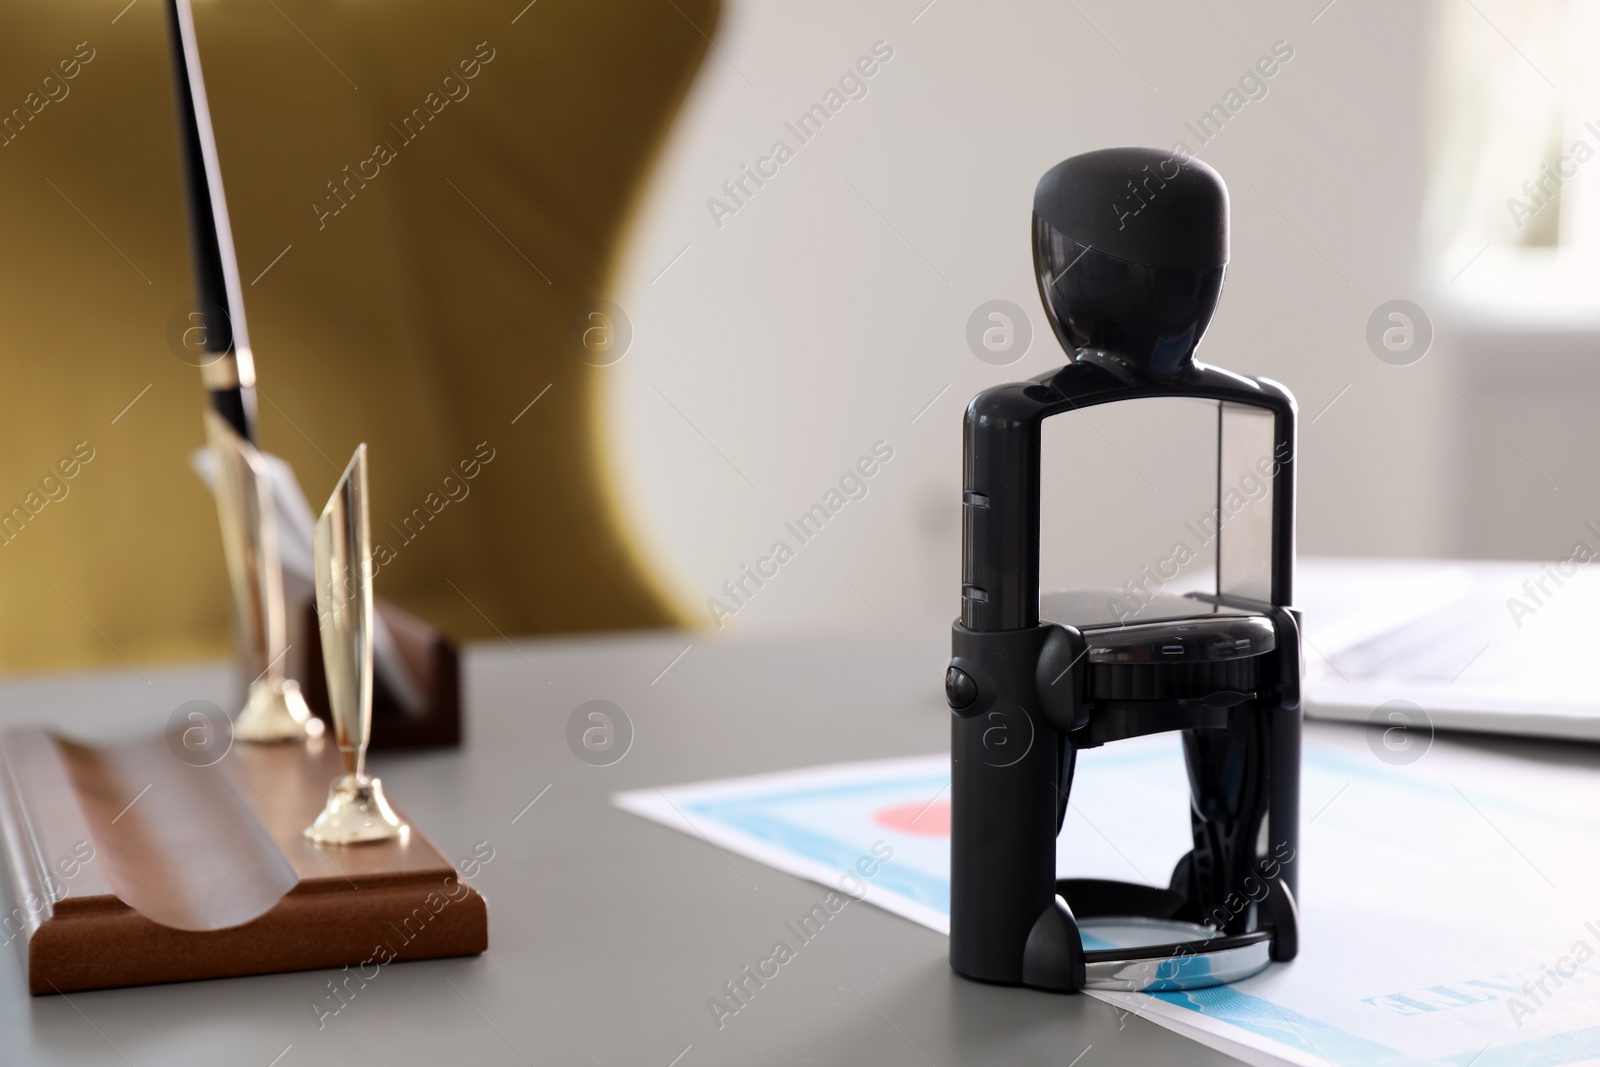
<box><xmin>946</xmin><ymin>147</ymin><xmax>1301</xmax><ymax>993</ymax></box>
<box><xmin>168</xmin><ymin>0</ymin><xmax>463</xmax><ymax>751</ymax></box>
<box><xmin>306</xmin><ymin>445</ymin><xmax>406</xmax><ymax>845</ymax></box>
<box><xmin>205</xmin><ymin>412</ymin><xmax>322</xmax><ymax>742</ymax></box>
<box><xmin>169</xmin><ymin>0</ymin><xmax>320</xmax><ymax>743</ymax></box>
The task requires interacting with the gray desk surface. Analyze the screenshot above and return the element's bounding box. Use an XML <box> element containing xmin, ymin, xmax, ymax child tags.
<box><xmin>1</xmin><ymin>628</ymin><xmax>1587</xmax><ymax>1066</ymax></box>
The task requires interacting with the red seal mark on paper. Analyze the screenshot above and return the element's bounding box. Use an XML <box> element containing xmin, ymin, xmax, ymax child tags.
<box><xmin>872</xmin><ymin>799</ymin><xmax>951</xmax><ymax>837</ymax></box>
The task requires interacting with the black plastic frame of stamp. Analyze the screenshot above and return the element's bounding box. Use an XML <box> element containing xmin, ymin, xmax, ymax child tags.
<box><xmin>946</xmin><ymin>147</ymin><xmax>1302</xmax><ymax>994</ymax></box>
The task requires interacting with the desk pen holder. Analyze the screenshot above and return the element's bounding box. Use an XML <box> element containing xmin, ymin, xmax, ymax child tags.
<box><xmin>0</xmin><ymin>443</ymin><xmax>485</xmax><ymax>995</ymax></box>
<box><xmin>946</xmin><ymin>147</ymin><xmax>1302</xmax><ymax>994</ymax></box>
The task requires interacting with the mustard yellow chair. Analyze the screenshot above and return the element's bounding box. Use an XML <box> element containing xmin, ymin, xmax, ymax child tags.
<box><xmin>0</xmin><ymin>0</ymin><xmax>716</xmax><ymax>671</ymax></box>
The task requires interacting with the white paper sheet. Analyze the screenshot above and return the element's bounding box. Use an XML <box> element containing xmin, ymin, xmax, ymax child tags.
<box><xmin>617</xmin><ymin>729</ymin><xmax>1600</xmax><ymax>1065</ymax></box>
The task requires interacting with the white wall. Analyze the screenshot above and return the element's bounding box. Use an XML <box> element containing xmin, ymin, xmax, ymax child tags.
<box><xmin>602</xmin><ymin>0</ymin><xmax>1454</xmax><ymax>651</ymax></box>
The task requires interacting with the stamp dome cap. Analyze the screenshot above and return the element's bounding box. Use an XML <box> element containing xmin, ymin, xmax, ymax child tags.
<box><xmin>1033</xmin><ymin>147</ymin><xmax>1229</xmax><ymax>273</ymax></box>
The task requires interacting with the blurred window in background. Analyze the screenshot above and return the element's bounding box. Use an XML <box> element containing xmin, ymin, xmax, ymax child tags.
<box><xmin>1428</xmin><ymin>0</ymin><xmax>1600</xmax><ymax>320</ymax></box>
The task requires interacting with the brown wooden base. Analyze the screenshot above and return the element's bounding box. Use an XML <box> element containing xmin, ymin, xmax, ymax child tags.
<box><xmin>0</xmin><ymin>726</ymin><xmax>487</xmax><ymax>995</ymax></box>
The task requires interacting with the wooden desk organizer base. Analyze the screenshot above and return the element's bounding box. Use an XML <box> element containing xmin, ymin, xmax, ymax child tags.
<box><xmin>0</xmin><ymin>727</ymin><xmax>487</xmax><ymax>994</ymax></box>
